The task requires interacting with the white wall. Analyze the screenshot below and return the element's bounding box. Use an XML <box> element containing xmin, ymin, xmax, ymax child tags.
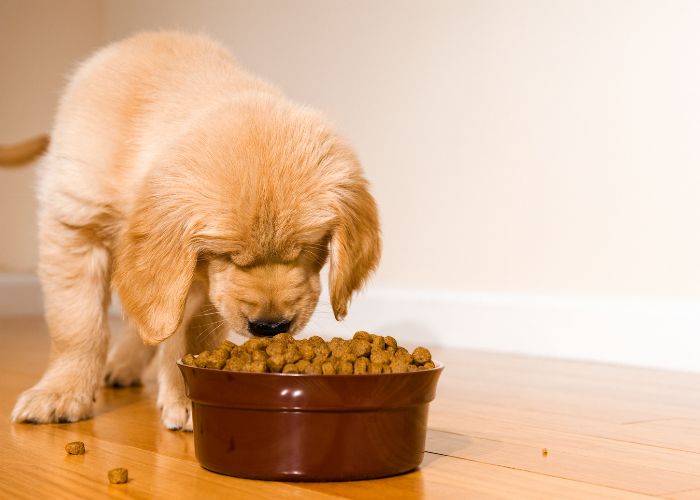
<box><xmin>102</xmin><ymin>0</ymin><xmax>700</xmax><ymax>298</ymax></box>
<box><xmin>0</xmin><ymin>0</ymin><xmax>103</xmax><ymax>272</ymax></box>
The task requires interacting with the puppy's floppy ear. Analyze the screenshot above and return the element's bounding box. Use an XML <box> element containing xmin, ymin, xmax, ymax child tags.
<box><xmin>112</xmin><ymin>188</ymin><xmax>198</xmax><ymax>346</ymax></box>
<box><xmin>329</xmin><ymin>176</ymin><xmax>381</xmax><ymax>320</ymax></box>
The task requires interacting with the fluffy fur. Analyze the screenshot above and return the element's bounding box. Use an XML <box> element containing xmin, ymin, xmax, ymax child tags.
<box><xmin>11</xmin><ymin>32</ymin><xmax>381</xmax><ymax>430</ymax></box>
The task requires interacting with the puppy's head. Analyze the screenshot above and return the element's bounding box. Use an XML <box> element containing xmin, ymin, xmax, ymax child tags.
<box><xmin>113</xmin><ymin>96</ymin><xmax>381</xmax><ymax>344</ymax></box>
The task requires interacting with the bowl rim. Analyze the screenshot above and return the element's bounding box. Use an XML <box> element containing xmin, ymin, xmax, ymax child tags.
<box><xmin>176</xmin><ymin>358</ymin><xmax>444</xmax><ymax>377</ymax></box>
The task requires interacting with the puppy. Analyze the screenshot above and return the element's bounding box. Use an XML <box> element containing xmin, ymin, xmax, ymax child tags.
<box><xmin>10</xmin><ymin>32</ymin><xmax>381</xmax><ymax>430</ymax></box>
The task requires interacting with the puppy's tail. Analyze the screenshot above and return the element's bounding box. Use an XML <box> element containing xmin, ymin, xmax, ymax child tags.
<box><xmin>0</xmin><ymin>134</ymin><xmax>50</xmax><ymax>167</ymax></box>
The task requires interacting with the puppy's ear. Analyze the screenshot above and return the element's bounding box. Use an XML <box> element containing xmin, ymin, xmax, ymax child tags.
<box><xmin>329</xmin><ymin>177</ymin><xmax>381</xmax><ymax>320</ymax></box>
<box><xmin>112</xmin><ymin>193</ymin><xmax>198</xmax><ymax>346</ymax></box>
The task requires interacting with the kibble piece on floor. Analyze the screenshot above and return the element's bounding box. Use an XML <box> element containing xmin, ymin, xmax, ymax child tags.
<box><xmin>108</xmin><ymin>468</ymin><xmax>128</xmax><ymax>484</ymax></box>
<box><xmin>65</xmin><ymin>441</ymin><xmax>85</xmax><ymax>455</ymax></box>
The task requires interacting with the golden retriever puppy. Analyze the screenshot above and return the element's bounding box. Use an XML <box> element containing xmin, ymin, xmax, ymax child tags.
<box><xmin>10</xmin><ymin>32</ymin><xmax>381</xmax><ymax>430</ymax></box>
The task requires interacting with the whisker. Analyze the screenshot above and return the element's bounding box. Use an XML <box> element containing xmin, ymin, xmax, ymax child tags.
<box><xmin>191</xmin><ymin>310</ymin><xmax>222</xmax><ymax>319</ymax></box>
<box><xmin>198</xmin><ymin>320</ymin><xmax>225</xmax><ymax>343</ymax></box>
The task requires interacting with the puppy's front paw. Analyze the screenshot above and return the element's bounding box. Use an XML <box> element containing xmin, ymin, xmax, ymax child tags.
<box><xmin>11</xmin><ymin>386</ymin><xmax>93</xmax><ymax>424</ymax></box>
<box><xmin>160</xmin><ymin>399</ymin><xmax>193</xmax><ymax>431</ymax></box>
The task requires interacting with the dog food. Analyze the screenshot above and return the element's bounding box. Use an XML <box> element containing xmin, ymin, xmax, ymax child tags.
<box><xmin>181</xmin><ymin>332</ymin><xmax>434</xmax><ymax>374</ymax></box>
<box><xmin>108</xmin><ymin>467</ymin><xmax>128</xmax><ymax>484</ymax></box>
<box><xmin>65</xmin><ymin>441</ymin><xmax>85</xmax><ymax>455</ymax></box>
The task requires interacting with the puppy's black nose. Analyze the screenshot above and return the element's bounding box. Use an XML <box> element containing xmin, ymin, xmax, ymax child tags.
<box><xmin>248</xmin><ymin>320</ymin><xmax>291</xmax><ymax>337</ymax></box>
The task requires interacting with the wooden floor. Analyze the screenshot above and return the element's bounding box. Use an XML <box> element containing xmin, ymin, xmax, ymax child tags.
<box><xmin>0</xmin><ymin>317</ymin><xmax>699</xmax><ymax>499</ymax></box>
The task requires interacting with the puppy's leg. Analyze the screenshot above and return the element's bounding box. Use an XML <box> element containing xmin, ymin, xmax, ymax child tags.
<box><xmin>104</xmin><ymin>322</ymin><xmax>156</xmax><ymax>387</ymax></box>
<box><xmin>12</xmin><ymin>218</ymin><xmax>111</xmax><ymax>423</ymax></box>
<box><xmin>157</xmin><ymin>287</ymin><xmax>228</xmax><ymax>431</ymax></box>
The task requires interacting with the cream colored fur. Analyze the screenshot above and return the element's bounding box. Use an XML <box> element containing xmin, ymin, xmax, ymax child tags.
<box><xmin>11</xmin><ymin>32</ymin><xmax>380</xmax><ymax>430</ymax></box>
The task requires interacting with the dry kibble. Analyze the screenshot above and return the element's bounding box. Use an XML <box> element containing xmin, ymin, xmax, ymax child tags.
<box><xmin>108</xmin><ymin>468</ymin><xmax>128</xmax><ymax>484</ymax></box>
<box><xmin>350</xmin><ymin>338</ymin><xmax>371</xmax><ymax>357</ymax></box>
<box><xmin>299</xmin><ymin>342</ymin><xmax>315</xmax><ymax>361</ymax></box>
<box><xmin>273</xmin><ymin>333</ymin><xmax>294</xmax><ymax>344</ymax></box>
<box><xmin>354</xmin><ymin>357</ymin><xmax>369</xmax><ymax>374</ymax></box>
<box><xmin>284</xmin><ymin>346</ymin><xmax>302</xmax><ymax>364</ymax></box>
<box><xmin>370</xmin><ymin>349</ymin><xmax>391</xmax><ymax>365</ymax></box>
<box><xmin>267</xmin><ymin>354</ymin><xmax>286</xmax><ymax>372</ymax></box>
<box><xmin>321</xmin><ymin>361</ymin><xmax>336</xmax><ymax>375</ymax></box>
<box><xmin>206</xmin><ymin>349</ymin><xmax>229</xmax><ymax>369</ymax></box>
<box><xmin>304</xmin><ymin>362</ymin><xmax>323</xmax><ymax>374</ymax></box>
<box><xmin>369</xmin><ymin>362</ymin><xmax>384</xmax><ymax>374</ymax></box>
<box><xmin>340</xmin><ymin>352</ymin><xmax>357</xmax><ymax>363</ymax></box>
<box><xmin>295</xmin><ymin>359</ymin><xmax>311</xmax><ymax>372</ymax></box>
<box><xmin>65</xmin><ymin>441</ymin><xmax>85</xmax><ymax>455</ymax></box>
<box><xmin>225</xmin><ymin>357</ymin><xmax>247</xmax><ymax>372</ymax></box>
<box><xmin>220</xmin><ymin>339</ymin><xmax>236</xmax><ymax>351</ymax></box>
<box><xmin>282</xmin><ymin>363</ymin><xmax>299</xmax><ymax>374</ymax></box>
<box><xmin>390</xmin><ymin>357</ymin><xmax>410</xmax><ymax>373</ymax></box>
<box><xmin>244</xmin><ymin>339</ymin><xmax>265</xmax><ymax>352</ymax></box>
<box><xmin>330</xmin><ymin>342</ymin><xmax>350</xmax><ymax>358</ymax></box>
<box><xmin>313</xmin><ymin>343</ymin><xmax>331</xmax><ymax>361</ymax></box>
<box><xmin>412</xmin><ymin>347</ymin><xmax>432</xmax><ymax>365</ymax></box>
<box><xmin>184</xmin><ymin>334</ymin><xmax>433</xmax><ymax>374</ymax></box>
<box><xmin>266</xmin><ymin>342</ymin><xmax>284</xmax><ymax>356</ymax></box>
<box><xmin>251</xmin><ymin>350</ymin><xmax>268</xmax><ymax>362</ymax></box>
<box><xmin>249</xmin><ymin>360</ymin><xmax>267</xmax><ymax>373</ymax></box>
<box><xmin>353</xmin><ymin>330</ymin><xmax>371</xmax><ymax>341</ymax></box>
<box><xmin>194</xmin><ymin>351</ymin><xmax>210</xmax><ymax>368</ymax></box>
<box><xmin>372</xmin><ymin>336</ymin><xmax>385</xmax><ymax>351</ymax></box>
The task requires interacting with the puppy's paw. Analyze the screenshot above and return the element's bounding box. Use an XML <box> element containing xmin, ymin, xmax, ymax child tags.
<box><xmin>160</xmin><ymin>399</ymin><xmax>193</xmax><ymax>431</ymax></box>
<box><xmin>11</xmin><ymin>386</ymin><xmax>93</xmax><ymax>424</ymax></box>
<box><xmin>104</xmin><ymin>339</ymin><xmax>155</xmax><ymax>388</ymax></box>
<box><xmin>104</xmin><ymin>358</ymin><xmax>144</xmax><ymax>388</ymax></box>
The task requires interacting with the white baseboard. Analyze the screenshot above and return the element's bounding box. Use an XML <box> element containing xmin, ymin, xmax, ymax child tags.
<box><xmin>2</xmin><ymin>273</ymin><xmax>698</xmax><ymax>373</ymax></box>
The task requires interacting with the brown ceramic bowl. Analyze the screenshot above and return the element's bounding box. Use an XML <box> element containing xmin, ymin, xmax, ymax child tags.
<box><xmin>177</xmin><ymin>360</ymin><xmax>444</xmax><ymax>481</ymax></box>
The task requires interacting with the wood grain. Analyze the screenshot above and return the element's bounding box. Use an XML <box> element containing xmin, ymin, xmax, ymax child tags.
<box><xmin>0</xmin><ymin>316</ymin><xmax>698</xmax><ymax>498</ymax></box>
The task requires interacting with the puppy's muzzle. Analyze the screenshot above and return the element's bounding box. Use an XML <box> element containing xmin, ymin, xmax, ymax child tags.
<box><xmin>248</xmin><ymin>319</ymin><xmax>291</xmax><ymax>337</ymax></box>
